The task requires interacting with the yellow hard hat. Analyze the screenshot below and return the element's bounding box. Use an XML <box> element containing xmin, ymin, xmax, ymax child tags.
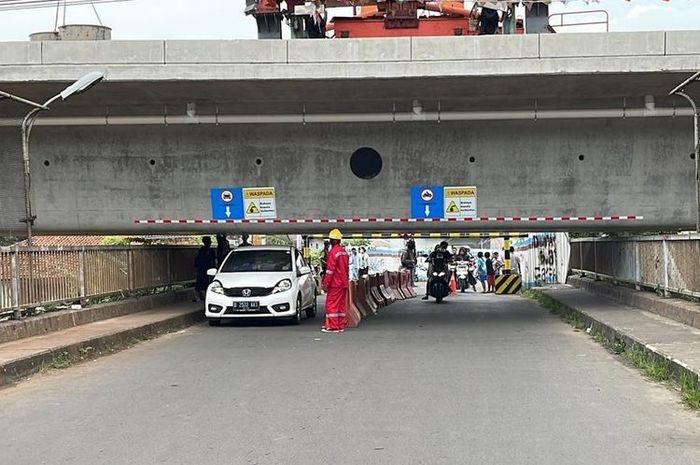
<box><xmin>328</xmin><ymin>228</ymin><xmax>343</xmax><ymax>240</ymax></box>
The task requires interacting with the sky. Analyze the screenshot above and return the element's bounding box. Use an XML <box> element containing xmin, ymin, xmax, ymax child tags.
<box><xmin>0</xmin><ymin>0</ymin><xmax>698</xmax><ymax>41</ymax></box>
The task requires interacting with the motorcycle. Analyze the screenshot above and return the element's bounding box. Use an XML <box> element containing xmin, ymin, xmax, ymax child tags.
<box><xmin>428</xmin><ymin>260</ymin><xmax>450</xmax><ymax>303</ymax></box>
<box><xmin>456</xmin><ymin>261</ymin><xmax>470</xmax><ymax>293</ymax></box>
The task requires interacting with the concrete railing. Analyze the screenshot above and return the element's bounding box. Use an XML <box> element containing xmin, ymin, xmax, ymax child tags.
<box><xmin>0</xmin><ymin>245</ymin><xmax>197</xmax><ymax>318</ymax></box>
<box><xmin>569</xmin><ymin>234</ymin><xmax>700</xmax><ymax>299</ymax></box>
<box><xmin>2</xmin><ymin>30</ymin><xmax>699</xmax><ymax>67</ymax></box>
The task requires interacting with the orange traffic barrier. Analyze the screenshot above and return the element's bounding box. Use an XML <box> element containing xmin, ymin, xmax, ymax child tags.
<box><xmin>392</xmin><ymin>272</ymin><xmax>406</xmax><ymax>300</ymax></box>
<box><xmin>346</xmin><ymin>284</ymin><xmax>362</xmax><ymax>328</ymax></box>
<box><xmin>390</xmin><ymin>271</ymin><xmax>406</xmax><ymax>300</ymax></box>
<box><xmin>401</xmin><ymin>270</ymin><xmax>416</xmax><ymax>298</ymax></box>
<box><xmin>363</xmin><ymin>277</ymin><xmax>379</xmax><ymax>314</ymax></box>
<box><xmin>378</xmin><ymin>273</ymin><xmax>396</xmax><ymax>304</ymax></box>
<box><xmin>353</xmin><ymin>277</ymin><xmax>372</xmax><ymax>317</ymax></box>
<box><xmin>369</xmin><ymin>275</ymin><xmax>387</xmax><ymax>308</ymax></box>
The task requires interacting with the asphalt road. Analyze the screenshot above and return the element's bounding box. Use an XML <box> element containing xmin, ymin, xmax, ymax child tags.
<box><xmin>1</xmin><ymin>292</ymin><xmax>699</xmax><ymax>465</ymax></box>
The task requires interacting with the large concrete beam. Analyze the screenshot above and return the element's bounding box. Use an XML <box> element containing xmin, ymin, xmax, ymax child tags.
<box><xmin>0</xmin><ymin>117</ymin><xmax>694</xmax><ymax>235</ymax></box>
<box><xmin>0</xmin><ymin>32</ymin><xmax>699</xmax><ymax>83</ymax></box>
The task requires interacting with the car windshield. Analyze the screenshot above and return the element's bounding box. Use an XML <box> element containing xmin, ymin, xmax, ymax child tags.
<box><xmin>220</xmin><ymin>249</ymin><xmax>293</xmax><ymax>273</ymax></box>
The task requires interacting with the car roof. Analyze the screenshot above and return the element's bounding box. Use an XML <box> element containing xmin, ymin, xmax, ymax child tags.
<box><xmin>231</xmin><ymin>245</ymin><xmax>294</xmax><ymax>252</ymax></box>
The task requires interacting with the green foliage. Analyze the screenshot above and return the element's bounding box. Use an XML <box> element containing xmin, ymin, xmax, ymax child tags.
<box><xmin>347</xmin><ymin>238</ymin><xmax>371</xmax><ymax>247</ymax></box>
<box><xmin>626</xmin><ymin>347</ymin><xmax>671</xmax><ymax>381</ymax></box>
<box><xmin>100</xmin><ymin>236</ymin><xmax>132</xmax><ymax>246</ymax></box>
<box><xmin>308</xmin><ymin>249</ymin><xmax>323</xmax><ymax>267</ymax></box>
<box><xmin>265</xmin><ymin>235</ymin><xmax>294</xmax><ymax>246</ymax></box>
<box><xmin>0</xmin><ymin>236</ymin><xmax>21</xmax><ymax>246</ymax></box>
<box><xmin>680</xmin><ymin>372</ymin><xmax>700</xmax><ymax>409</ymax></box>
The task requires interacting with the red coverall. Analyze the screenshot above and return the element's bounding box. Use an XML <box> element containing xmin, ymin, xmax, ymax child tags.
<box><xmin>322</xmin><ymin>243</ymin><xmax>349</xmax><ymax>331</ymax></box>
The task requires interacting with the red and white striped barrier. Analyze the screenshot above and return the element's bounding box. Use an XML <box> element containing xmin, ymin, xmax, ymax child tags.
<box><xmin>134</xmin><ymin>215</ymin><xmax>643</xmax><ymax>225</ymax></box>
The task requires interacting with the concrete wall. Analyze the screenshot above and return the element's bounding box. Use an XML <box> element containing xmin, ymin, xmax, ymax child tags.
<box><xmin>0</xmin><ymin>117</ymin><xmax>694</xmax><ymax>234</ymax></box>
<box><xmin>1</xmin><ymin>31</ymin><xmax>700</xmax><ymax>82</ymax></box>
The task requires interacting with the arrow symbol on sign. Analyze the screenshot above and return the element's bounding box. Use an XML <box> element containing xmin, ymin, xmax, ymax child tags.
<box><xmin>225</xmin><ymin>206</ymin><xmax>231</xmax><ymax>218</ymax></box>
<box><xmin>425</xmin><ymin>205</ymin><xmax>430</xmax><ymax>217</ymax></box>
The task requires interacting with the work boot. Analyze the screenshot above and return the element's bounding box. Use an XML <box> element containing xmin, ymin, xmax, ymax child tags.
<box><xmin>421</xmin><ymin>295</ymin><xmax>429</xmax><ymax>300</ymax></box>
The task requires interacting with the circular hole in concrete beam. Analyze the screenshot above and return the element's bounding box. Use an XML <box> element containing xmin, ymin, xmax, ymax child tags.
<box><xmin>350</xmin><ymin>147</ymin><xmax>382</xmax><ymax>180</ymax></box>
<box><xmin>43</xmin><ymin>160</ymin><xmax>50</xmax><ymax>167</ymax></box>
<box><xmin>149</xmin><ymin>159</ymin><xmax>156</xmax><ymax>166</ymax></box>
<box><xmin>578</xmin><ymin>154</ymin><xmax>585</xmax><ymax>161</ymax></box>
<box><xmin>254</xmin><ymin>157</ymin><xmax>264</xmax><ymax>166</ymax></box>
<box><xmin>691</xmin><ymin>152</ymin><xmax>696</xmax><ymax>160</ymax></box>
<box><xmin>469</xmin><ymin>156</ymin><xmax>476</xmax><ymax>163</ymax></box>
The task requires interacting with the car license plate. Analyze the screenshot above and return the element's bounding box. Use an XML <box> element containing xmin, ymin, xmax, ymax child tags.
<box><xmin>231</xmin><ymin>301</ymin><xmax>259</xmax><ymax>312</ymax></box>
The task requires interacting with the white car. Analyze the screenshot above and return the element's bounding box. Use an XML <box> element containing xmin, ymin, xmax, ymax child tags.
<box><xmin>205</xmin><ymin>246</ymin><xmax>317</xmax><ymax>325</ymax></box>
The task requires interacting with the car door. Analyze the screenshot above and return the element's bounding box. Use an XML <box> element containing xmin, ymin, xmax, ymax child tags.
<box><xmin>294</xmin><ymin>249</ymin><xmax>311</xmax><ymax>307</ymax></box>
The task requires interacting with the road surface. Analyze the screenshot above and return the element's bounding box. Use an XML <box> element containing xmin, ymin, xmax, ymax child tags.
<box><xmin>1</xmin><ymin>293</ymin><xmax>699</xmax><ymax>464</ymax></box>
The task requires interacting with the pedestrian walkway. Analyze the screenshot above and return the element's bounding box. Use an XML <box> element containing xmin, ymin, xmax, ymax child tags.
<box><xmin>0</xmin><ymin>302</ymin><xmax>202</xmax><ymax>386</ymax></box>
<box><xmin>540</xmin><ymin>285</ymin><xmax>700</xmax><ymax>380</ymax></box>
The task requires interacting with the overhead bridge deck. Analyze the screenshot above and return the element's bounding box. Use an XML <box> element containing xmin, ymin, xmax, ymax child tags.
<box><xmin>0</xmin><ymin>32</ymin><xmax>699</xmax><ymax>235</ymax></box>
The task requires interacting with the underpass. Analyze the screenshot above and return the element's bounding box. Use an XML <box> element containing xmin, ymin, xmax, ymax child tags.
<box><xmin>1</xmin><ymin>292</ymin><xmax>699</xmax><ymax>465</ymax></box>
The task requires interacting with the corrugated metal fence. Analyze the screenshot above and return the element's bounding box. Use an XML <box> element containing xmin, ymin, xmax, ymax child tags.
<box><xmin>570</xmin><ymin>234</ymin><xmax>700</xmax><ymax>298</ymax></box>
<box><xmin>0</xmin><ymin>246</ymin><xmax>198</xmax><ymax>318</ymax></box>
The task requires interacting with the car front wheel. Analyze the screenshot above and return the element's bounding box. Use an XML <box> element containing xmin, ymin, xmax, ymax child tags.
<box><xmin>306</xmin><ymin>293</ymin><xmax>317</xmax><ymax>318</ymax></box>
<box><xmin>290</xmin><ymin>296</ymin><xmax>302</xmax><ymax>325</ymax></box>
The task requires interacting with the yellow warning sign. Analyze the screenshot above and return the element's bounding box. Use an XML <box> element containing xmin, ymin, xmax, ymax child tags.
<box><xmin>446</xmin><ymin>201</ymin><xmax>460</xmax><ymax>214</ymax></box>
<box><xmin>242</xmin><ymin>186</ymin><xmax>277</xmax><ymax>219</ymax></box>
<box><xmin>243</xmin><ymin>188</ymin><xmax>275</xmax><ymax>199</ymax></box>
<box><xmin>444</xmin><ymin>187</ymin><xmax>476</xmax><ymax>197</ymax></box>
<box><xmin>246</xmin><ymin>202</ymin><xmax>261</xmax><ymax>215</ymax></box>
<box><xmin>443</xmin><ymin>185</ymin><xmax>477</xmax><ymax>218</ymax></box>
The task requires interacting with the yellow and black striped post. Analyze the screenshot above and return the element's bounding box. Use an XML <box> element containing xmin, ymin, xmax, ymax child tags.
<box><xmin>495</xmin><ymin>273</ymin><xmax>522</xmax><ymax>294</ymax></box>
<box><xmin>503</xmin><ymin>236</ymin><xmax>511</xmax><ymax>275</ymax></box>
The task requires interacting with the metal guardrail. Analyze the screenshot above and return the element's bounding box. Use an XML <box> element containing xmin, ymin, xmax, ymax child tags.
<box><xmin>549</xmin><ymin>10</ymin><xmax>609</xmax><ymax>33</ymax></box>
<box><xmin>570</xmin><ymin>234</ymin><xmax>700</xmax><ymax>299</ymax></box>
<box><xmin>0</xmin><ymin>245</ymin><xmax>198</xmax><ymax>318</ymax></box>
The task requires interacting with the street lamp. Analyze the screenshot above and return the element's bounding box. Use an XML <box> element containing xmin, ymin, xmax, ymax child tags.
<box><xmin>3</xmin><ymin>72</ymin><xmax>104</xmax><ymax>245</ymax></box>
<box><xmin>669</xmin><ymin>71</ymin><xmax>700</xmax><ymax>233</ymax></box>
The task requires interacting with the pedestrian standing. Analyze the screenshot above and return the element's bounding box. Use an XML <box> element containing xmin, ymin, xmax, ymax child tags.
<box><xmin>215</xmin><ymin>234</ymin><xmax>230</xmax><ymax>267</ymax></box>
<box><xmin>401</xmin><ymin>239</ymin><xmax>418</xmax><ymax>285</ymax></box>
<box><xmin>238</xmin><ymin>233</ymin><xmax>251</xmax><ymax>248</ymax></box>
<box><xmin>485</xmin><ymin>251</ymin><xmax>496</xmax><ymax>293</ymax></box>
<box><xmin>476</xmin><ymin>251</ymin><xmax>487</xmax><ymax>293</ymax></box>
<box><xmin>322</xmin><ymin>229</ymin><xmax>349</xmax><ymax>333</ymax></box>
<box><xmin>194</xmin><ymin>236</ymin><xmax>216</xmax><ymax>302</ymax></box>
<box><xmin>509</xmin><ymin>246</ymin><xmax>521</xmax><ymax>275</ymax></box>
<box><xmin>349</xmin><ymin>247</ymin><xmax>359</xmax><ymax>281</ymax></box>
<box><xmin>493</xmin><ymin>251</ymin><xmax>504</xmax><ymax>276</ymax></box>
<box><xmin>357</xmin><ymin>246</ymin><xmax>369</xmax><ymax>278</ymax></box>
<box><xmin>320</xmin><ymin>240</ymin><xmax>330</xmax><ymax>277</ymax></box>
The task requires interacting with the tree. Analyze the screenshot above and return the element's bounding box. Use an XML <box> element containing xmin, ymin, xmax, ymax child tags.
<box><xmin>347</xmin><ymin>238</ymin><xmax>371</xmax><ymax>247</ymax></box>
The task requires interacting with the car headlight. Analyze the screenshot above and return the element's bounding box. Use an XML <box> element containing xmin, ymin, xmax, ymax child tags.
<box><xmin>272</xmin><ymin>279</ymin><xmax>292</xmax><ymax>294</ymax></box>
<box><xmin>209</xmin><ymin>281</ymin><xmax>224</xmax><ymax>295</ymax></box>
<box><xmin>432</xmin><ymin>272</ymin><xmax>438</xmax><ymax>276</ymax></box>
<box><xmin>438</xmin><ymin>272</ymin><xmax>446</xmax><ymax>277</ymax></box>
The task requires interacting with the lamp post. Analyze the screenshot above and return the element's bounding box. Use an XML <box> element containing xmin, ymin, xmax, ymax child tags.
<box><xmin>2</xmin><ymin>72</ymin><xmax>104</xmax><ymax>245</ymax></box>
<box><xmin>669</xmin><ymin>71</ymin><xmax>700</xmax><ymax>233</ymax></box>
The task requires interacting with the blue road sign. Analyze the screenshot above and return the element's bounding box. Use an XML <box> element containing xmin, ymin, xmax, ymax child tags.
<box><xmin>210</xmin><ymin>187</ymin><xmax>244</xmax><ymax>220</ymax></box>
<box><xmin>411</xmin><ymin>185</ymin><xmax>443</xmax><ymax>219</ymax></box>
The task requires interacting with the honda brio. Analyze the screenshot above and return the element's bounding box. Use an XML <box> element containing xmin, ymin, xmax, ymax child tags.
<box><xmin>205</xmin><ymin>246</ymin><xmax>317</xmax><ymax>325</ymax></box>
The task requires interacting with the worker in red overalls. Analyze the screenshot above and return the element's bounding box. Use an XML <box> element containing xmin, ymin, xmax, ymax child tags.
<box><xmin>321</xmin><ymin>228</ymin><xmax>349</xmax><ymax>333</ymax></box>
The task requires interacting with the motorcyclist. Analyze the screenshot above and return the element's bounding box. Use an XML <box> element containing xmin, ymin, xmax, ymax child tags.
<box><xmin>422</xmin><ymin>241</ymin><xmax>454</xmax><ymax>300</ymax></box>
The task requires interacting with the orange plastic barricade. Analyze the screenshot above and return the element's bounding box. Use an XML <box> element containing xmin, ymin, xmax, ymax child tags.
<box><xmin>398</xmin><ymin>272</ymin><xmax>410</xmax><ymax>299</ymax></box>
<box><xmin>370</xmin><ymin>275</ymin><xmax>387</xmax><ymax>308</ymax></box>
<box><xmin>378</xmin><ymin>273</ymin><xmax>396</xmax><ymax>304</ymax></box>
<box><xmin>346</xmin><ymin>283</ymin><xmax>362</xmax><ymax>328</ymax></box>
<box><xmin>389</xmin><ymin>271</ymin><xmax>404</xmax><ymax>300</ymax></box>
<box><xmin>363</xmin><ymin>277</ymin><xmax>379</xmax><ymax>314</ymax></box>
<box><xmin>389</xmin><ymin>272</ymin><xmax>404</xmax><ymax>300</ymax></box>
<box><xmin>406</xmin><ymin>270</ymin><xmax>417</xmax><ymax>298</ymax></box>
<box><xmin>353</xmin><ymin>277</ymin><xmax>372</xmax><ymax>317</ymax></box>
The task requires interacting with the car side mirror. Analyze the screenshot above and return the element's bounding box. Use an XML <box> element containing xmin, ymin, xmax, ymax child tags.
<box><xmin>298</xmin><ymin>266</ymin><xmax>311</xmax><ymax>276</ymax></box>
<box><xmin>206</xmin><ymin>268</ymin><xmax>217</xmax><ymax>277</ymax></box>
